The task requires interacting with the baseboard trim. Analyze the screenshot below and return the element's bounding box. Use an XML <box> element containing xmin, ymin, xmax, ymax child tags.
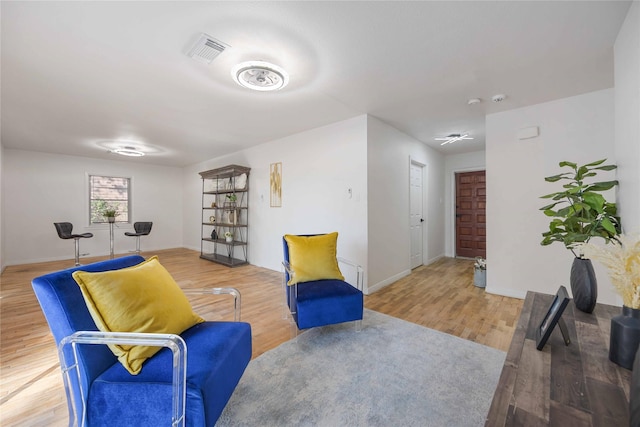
<box><xmin>3</xmin><ymin>246</ymin><xmax>186</xmax><ymax>267</ymax></box>
<box><xmin>366</xmin><ymin>269</ymin><xmax>411</xmax><ymax>295</ymax></box>
<box><xmin>425</xmin><ymin>254</ymin><xmax>445</xmax><ymax>265</ymax></box>
<box><xmin>484</xmin><ymin>286</ymin><xmax>527</xmax><ymax>300</ymax></box>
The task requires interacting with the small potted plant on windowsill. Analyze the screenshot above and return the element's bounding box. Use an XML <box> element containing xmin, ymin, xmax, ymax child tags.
<box><xmin>103</xmin><ymin>208</ymin><xmax>117</xmax><ymax>223</ymax></box>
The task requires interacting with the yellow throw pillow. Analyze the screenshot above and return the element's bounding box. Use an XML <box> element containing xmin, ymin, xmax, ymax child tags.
<box><xmin>72</xmin><ymin>256</ymin><xmax>204</xmax><ymax>375</ymax></box>
<box><xmin>284</xmin><ymin>232</ymin><xmax>344</xmax><ymax>285</ymax></box>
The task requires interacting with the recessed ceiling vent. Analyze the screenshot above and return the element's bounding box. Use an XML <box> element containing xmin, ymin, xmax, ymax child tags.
<box><xmin>187</xmin><ymin>33</ymin><xmax>229</xmax><ymax>65</ymax></box>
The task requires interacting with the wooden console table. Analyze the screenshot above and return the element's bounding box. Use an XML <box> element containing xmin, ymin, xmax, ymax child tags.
<box><xmin>486</xmin><ymin>291</ymin><xmax>631</xmax><ymax>426</ymax></box>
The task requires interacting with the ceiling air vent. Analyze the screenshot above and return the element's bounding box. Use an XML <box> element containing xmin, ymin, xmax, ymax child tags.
<box><xmin>187</xmin><ymin>33</ymin><xmax>229</xmax><ymax>65</ymax></box>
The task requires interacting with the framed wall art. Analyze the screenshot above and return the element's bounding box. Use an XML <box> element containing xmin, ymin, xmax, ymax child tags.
<box><xmin>270</xmin><ymin>162</ymin><xmax>282</xmax><ymax>207</ymax></box>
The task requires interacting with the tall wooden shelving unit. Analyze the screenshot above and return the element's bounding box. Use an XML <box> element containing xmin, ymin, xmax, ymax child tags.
<box><xmin>199</xmin><ymin>165</ymin><xmax>250</xmax><ymax>267</ymax></box>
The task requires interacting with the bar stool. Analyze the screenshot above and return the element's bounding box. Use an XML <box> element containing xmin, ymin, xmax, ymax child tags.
<box><xmin>125</xmin><ymin>222</ymin><xmax>153</xmax><ymax>255</ymax></box>
<box><xmin>53</xmin><ymin>222</ymin><xmax>94</xmax><ymax>266</ymax></box>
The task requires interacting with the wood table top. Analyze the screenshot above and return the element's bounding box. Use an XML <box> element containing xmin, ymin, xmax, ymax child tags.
<box><xmin>486</xmin><ymin>291</ymin><xmax>631</xmax><ymax>426</ymax></box>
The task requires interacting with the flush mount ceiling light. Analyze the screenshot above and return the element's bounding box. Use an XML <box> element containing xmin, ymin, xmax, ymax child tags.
<box><xmin>434</xmin><ymin>134</ymin><xmax>474</xmax><ymax>146</ymax></box>
<box><xmin>492</xmin><ymin>94</ymin><xmax>507</xmax><ymax>103</ymax></box>
<box><xmin>112</xmin><ymin>146</ymin><xmax>145</xmax><ymax>157</ymax></box>
<box><xmin>231</xmin><ymin>61</ymin><xmax>289</xmax><ymax>91</ymax></box>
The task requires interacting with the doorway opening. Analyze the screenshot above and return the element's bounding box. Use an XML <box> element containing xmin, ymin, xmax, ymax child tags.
<box><xmin>410</xmin><ymin>161</ymin><xmax>425</xmax><ymax>269</ymax></box>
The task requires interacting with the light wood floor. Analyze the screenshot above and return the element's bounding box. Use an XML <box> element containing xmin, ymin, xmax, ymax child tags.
<box><xmin>0</xmin><ymin>248</ymin><xmax>522</xmax><ymax>426</ymax></box>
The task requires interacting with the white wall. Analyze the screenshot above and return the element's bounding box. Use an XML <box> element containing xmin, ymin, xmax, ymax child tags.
<box><xmin>0</xmin><ymin>143</ymin><xmax>4</xmax><ymax>271</ymax></box>
<box><xmin>444</xmin><ymin>150</ymin><xmax>486</xmax><ymax>257</ymax></box>
<box><xmin>486</xmin><ymin>89</ymin><xmax>617</xmax><ymax>304</ymax></box>
<box><xmin>367</xmin><ymin>116</ymin><xmax>445</xmax><ymax>293</ymax></box>
<box><xmin>0</xmin><ymin>6</ymin><xmax>2</xmax><ymax>270</ymax></box>
<box><xmin>614</xmin><ymin>1</ymin><xmax>640</xmax><ymax>233</ymax></box>
<box><xmin>182</xmin><ymin>115</ymin><xmax>369</xmax><ymax>283</ymax></box>
<box><xmin>3</xmin><ymin>149</ymin><xmax>184</xmax><ymax>265</ymax></box>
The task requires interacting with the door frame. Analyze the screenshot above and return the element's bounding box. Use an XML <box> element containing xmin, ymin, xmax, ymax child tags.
<box><xmin>450</xmin><ymin>167</ymin><xmax>486</xmax><ymax>258</ymax></box>
<box><xmin>409</xmin><ymin>157</ymin><xmax>427</xmax><ymax>267</ymax></box>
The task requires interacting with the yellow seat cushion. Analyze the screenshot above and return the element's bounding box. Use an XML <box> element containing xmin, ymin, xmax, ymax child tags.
<box><xmin>72</xmin><ymin>256</ymin><xmax>204</xmax><ymax>375</ymax></box>
<box><xmin>284</xmin><ymin>232</ymin><xmax>344</xmax><ymax>285</ymax></box>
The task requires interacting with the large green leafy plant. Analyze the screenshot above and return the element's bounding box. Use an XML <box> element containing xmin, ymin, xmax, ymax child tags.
<box><xmin>540</xmin><ymin>159</ymin><xmax>621</xmax><ymax>257</ymax></box>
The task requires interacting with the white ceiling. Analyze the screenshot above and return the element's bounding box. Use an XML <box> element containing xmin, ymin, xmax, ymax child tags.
<box><xmin>1</xmin><ymin>1</ymin><xmax>631</xmax><ymax>167</ymax></box>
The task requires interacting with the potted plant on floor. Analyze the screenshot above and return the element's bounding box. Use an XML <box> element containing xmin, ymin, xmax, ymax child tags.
<box><xmin>540</xmin><ymin>159</ymin><xmax>621</xmax><ymax>313</ymax></box>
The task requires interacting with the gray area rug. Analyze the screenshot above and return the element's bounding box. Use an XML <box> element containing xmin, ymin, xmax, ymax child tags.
<box><xmin>216</xmin><ymin>309</ymin><xmax>505</xmax><ymax>427</ymax></box>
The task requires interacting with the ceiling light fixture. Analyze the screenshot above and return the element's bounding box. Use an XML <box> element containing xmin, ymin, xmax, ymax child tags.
<box><xmin>112</xmin><ymin>146</ymin><xmax>145</xmax><ymax>157</ymax></box>
<box><xmin>467</xmin><ymin>98</ymin><xmax>481</xmax><ymax>105</ymax></box>
<box><xmin>492</xmin><ymin>94</ymin><xmax>507</xmax><ymax>103</ymax></box>
<box><xmin>434</xmin><ymin>134</ymin><xmax>474</xmax><ymax>146</ymax></box>
<box><xmin>231</xmin><ymin>61</ymin><xmax>289</xmax><ymax>91</ymax></box>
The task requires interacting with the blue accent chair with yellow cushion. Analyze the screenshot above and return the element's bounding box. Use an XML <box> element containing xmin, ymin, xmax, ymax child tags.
<box><xmin>282</xmin><ymin>232</ymin><xmax>363</xmax><ymax>331</ymax></box>
<box><xmin>31</xmin><ymin>255</ymin><xmax>251</xmax><ymax>427</ymax></box>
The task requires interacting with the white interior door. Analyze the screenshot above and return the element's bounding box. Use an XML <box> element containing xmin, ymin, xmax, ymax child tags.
<box><xmin>410</xmin><ymin>162</ymin><xmax>424</xmax><ymax>269</ymax></box>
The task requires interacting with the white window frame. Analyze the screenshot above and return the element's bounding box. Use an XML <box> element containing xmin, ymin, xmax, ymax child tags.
<box><xmin>87</xmin><ymin>173</ymin><xmax>133</xmax><ymax>226</ymax></box>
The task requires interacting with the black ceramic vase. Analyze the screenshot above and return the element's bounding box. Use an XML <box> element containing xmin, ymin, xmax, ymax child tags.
<box><xmin>610</xmin><ymin>306</ymin><xmax>640</xmax><ymax>370</ymax></box>
<box><xmin>570</xmin><ymin>257</ymin><xmax>597</xmax><ymax>313</ymax></box>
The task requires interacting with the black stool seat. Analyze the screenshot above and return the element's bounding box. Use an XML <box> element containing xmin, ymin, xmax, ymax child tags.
<box><xmin>124</xmin><ymin>222</ymin><xmax>152</xmax><ymax>254</ymax></box>
<box><xmin>54</xmin><ymin>222</ymin><xmax>94</xmax><ymax>240</ymax></box>
<box><xmin>54</xmin><ymin>222</ymin><xmax>93</xmax><ymax>266</ymax></box>
<box><xmin>59</xmin><ymin>232</ymin><xmax>94</xmax><ymax>239</ymax></box>
<box><xmin>124</xmin><ymin>222</ymin><xmax>152</xmax><ymax>237</ymax></box>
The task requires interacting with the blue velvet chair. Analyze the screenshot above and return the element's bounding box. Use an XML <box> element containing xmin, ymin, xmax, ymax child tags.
<box><xmin>31</xmin><ymin>255</ymin><xmax>251</xmax><ymax>427</ymax></box>
<box><xmin>282</xmin><ymin>234</ymin><xmax>364</xmax><ymax>332</ymax></box>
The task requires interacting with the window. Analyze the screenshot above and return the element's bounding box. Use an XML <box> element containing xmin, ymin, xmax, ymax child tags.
<box><xmin>89</xmin><ymin>175</ymin><xmax>131</xmax><ymax>224</ymax></box>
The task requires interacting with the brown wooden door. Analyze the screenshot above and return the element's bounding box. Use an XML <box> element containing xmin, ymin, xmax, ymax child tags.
<box><xmin>455</xmin><ymin>170</ymin><xmax>486</xmax><ymax>258</ymax></box>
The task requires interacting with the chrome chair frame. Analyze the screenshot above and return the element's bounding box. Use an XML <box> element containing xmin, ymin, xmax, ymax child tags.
<box><xmin>57</xmin><ymin>287</ymin><xmax>241</xmax><ymax>427</ymax></box>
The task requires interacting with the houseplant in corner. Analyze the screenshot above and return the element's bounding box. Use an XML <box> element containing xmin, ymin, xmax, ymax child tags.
<box><xmin>540</xmin><ymin>159</ymin><xmax>621</xmax><ymax>313</ymax></box>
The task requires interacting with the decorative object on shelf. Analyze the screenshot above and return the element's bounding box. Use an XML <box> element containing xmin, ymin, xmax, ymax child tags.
<box><xmin>211</xmin><ymin>229</ymin><xmax>218</xmax><ymax>240</ymax></box>
<box><xmin>270</xmin><ymin>162</ymin><xmax>282</xmax><ymax>207</ymax></box>
<box><xmin>581</xmin><ymin>233</ymin><xmax>640</xmax><ymax>369</ymax></box>
<box><xmin>610</xmin><ymin>306</ymin><xmax>640</xmax><ymax>370</ymax></box>
<box><xmin>209</xmin><ymin>215</ymin><xmax>216</xmax><ymax>223</ymax></box>
<box><xmin>211</xmin><ymin>202</ymin><xmax>216</xmax><ymax>208</ymax></box>
<box><xmin>473</xmin><ymin>257</ymin><xmax>486</xmax><ymax>288</ymax></box>
<box><xmin>224</xmin><ymin>194</ymin><xmax>237</xmax><ymax>213</ymax></box>
<box><xmin>540</xmin><ymin>159</ymin><xmax>621</xmax><ymax>313</ymax></box>
<box><xmin>536</xmin><ymin>286</ymin><xmax>571</xmax><ymax>350</ymax></box>
<box><xmin>569</xmin><ymin>258</ymin><xmax>597</xmax><ymax>312</ymax></box>
<box><xmin>224</xmin><ymin>231</ymin><xmax>233</xmax><ymax>243</ymax></box>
